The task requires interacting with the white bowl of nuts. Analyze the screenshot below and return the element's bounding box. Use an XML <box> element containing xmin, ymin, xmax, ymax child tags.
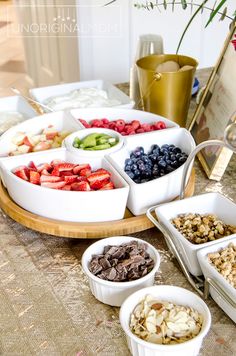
<box><xmin>120</xmin><ymin>285</ymin><xmax>211</xmax><ymax>356</ymax></box>
<box><xmin>81</xmin><ymin>236</ymin><xmax>160</xmax><ymax>307</ymax></box>
<box><xmin>197</xmin><ymin>236</ymin><xmax>236</xmax><ymax>323</ymax></box>
<box><xmin>155</xmin><ymin>192</ymin><xmax>236</xmax><ymax>276</ymax></box>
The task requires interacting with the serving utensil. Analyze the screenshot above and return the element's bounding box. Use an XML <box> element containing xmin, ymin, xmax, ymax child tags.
<box><xmin>10</xmin><ymin>87</ymin><xmax>54</xmax><ymax>112</ymax></box>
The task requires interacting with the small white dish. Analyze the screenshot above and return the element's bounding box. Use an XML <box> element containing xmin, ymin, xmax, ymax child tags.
<box><xmin>0</xmin><ymin>148</ymin><xmax>129</xmax><ymax>222</ymax></box>
<box><xmin>0</xmin><ymin>95</ymin><xmax>38</xmax><ymax>134</ymax></box>
<box><xmin>155</xmin><ymin>192</ymin><xmax>236</xmax><ymax>276</ymax></box>
<box><xmin>71</xmin><ymin>107</ymin><xmax>179</xmax><ymax>135</ymax></box>
<box><xmin>82</xmin><ymin>236</ymin><xmax>160</xmax><ymax>307</ymax></box>
<box><xmin>107</xmin><ymin>128</ymin><xmax>195</xmax><ymax>215</ymax></box>
<box><xmin>197</xmin><ymin>235</ymin><xmax>236</xmax><ymax>323</ymax></box>
<box><xmin>63</xmin><ymin>128</ymin><xmax>124</xmax><ymax>166</ymax></box>
<box><xmin>120</xmin><ymin>285</ymin><xmax>211</xmax><ymax>356</ymax></box>
<box><xmin>0</xmin><ymin>111</ymin><xmax>80</xmax><ymax>157</ymax></box>
<box><xmin>30</xmin><ymin>79</ymin><xmax>135</xmax><ymax>111</ymax></box>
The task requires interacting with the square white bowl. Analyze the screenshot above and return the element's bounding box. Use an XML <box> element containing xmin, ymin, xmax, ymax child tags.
<box><xmin>155</xmin><ymin>192</ymin><xmax>236</xmax><ymax>276</ymax></box>
<box><xmin>0</xmin><ymin>148</ymin><xmax>129</xmax><ymax>222</ymax></box>
<box><xmin>0</xmin><ymin>95</ymin><xmax>38</xmax><ymax>134</ymax></box>
<box><xmin>71</xmin><ymin>107</ymin><xmax>179</xmax><ymax>135</ymax></box>
<box><xmin>30</xmin><ymin>79</ymin><xmax>135</xmax><ymax>111</ymax></box>
<box><xmin>197</xmin><ymin>236</ymin><xmax>236</xmax><ymax>323</ymax></box>
<box><xmin>106</xmin><ymin>128</ymin><xmax>195</xmax><ymax>216</ymax></box>
<box><xmin>0</xmin><ymin>111</ymin><xmax>81</xmax><ymax>157</ymax></box>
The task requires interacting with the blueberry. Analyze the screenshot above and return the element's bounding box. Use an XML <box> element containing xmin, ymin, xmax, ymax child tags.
<box><xmin>142</xmin><ymin>155</ymin><xmax>151</xmax><ymax>164</ymax></box>
<box><xmin>127</xmin><ymin>171</ymin><xmax>135</xmax><ymax>179</ymax></box>
<box><xmin>160</xmin><ymin>148</ymin><xmax>168</xmax><ymax>155</ymax></box>
<box><xmin>161</xmin><ymin>144</ymin><xmax>169</xmax><ymax>150</ymax></box>
<box><xmin>143</xmin><ymin>171</ymin><xmax>151</xmax><ymax>178</ymax></box>
<box><xmin>179</xmin><ymin>156</ymin><xmax>187</xmax><ymax>163</ymax></box>
<box><xmin>176</xmin><ymin>153</ymin><xmax>182</xmax><ymax>160</ymax></box>
<box><xmin>152</xmin><ymin>148</ymin><xmax>160</xmax><ymax>155</ymax></box>
<box><xmin>134</xmin><ymin>177</ymin><xmax>141</xmax><ymax>184</ymax></box>
<box><xmin>159</xmin><ymin>170</ymin><xmax>165</xmax><ymax>177</ymax></box>
<box><xmin>138</xmin><ymin>163</ymin><xmax>146</xmax><ymax>171</ymax></box>
<box><xmin>137</xmin><ymin>159</ymin><xmax>144</xmax><ymax>165</ymax></box>
<box><xmin>158</xmin><ymin>160</ymin><xmax>167</xmax><ymax>169</ymax></box>
<box><xmin>171</xmin><ymin>160</ymin><xmax>179</xmax><ymax>168</ymax></box>
<box><xmin>166</xmin><ymin>165</ymin><xmax>175</xmax><ymax>173</ymax></box>
<box><xmin>165</xmin><ymin>159</ymin><xmax>172</xmax><ymax>165</ymax></box>
<box><xmin>125</xmin><ymin>158</ymin><xmax>132</xmax><ymax>166</ymax></box>
<box><xmin>133</xmin><ymin>147</ymin><xmax>144</xmax><ymax>157</ymax></box>
<box><xmin>125</xmin><ymin>165</ymin><xmax>131</xmax><ymax>171</ymax></box>
<box><xmin>133</xmin><ymin>169</ymin><xmax>141</xmax><ymax>177</ymax></box>
<box><xmin>141</xmin><ymin>179</ymin><xmax>149</xmax><ymax>183</ymax></box>
<box><xmin>170</xmin><ymin>154</ymin><xmax>176</xmax><ymax>161</ymax></box>
<box><xmin>172</xmin><ymin>147</ymin><xmax>181</xmax><ymax>154</ymax></box>
<box><xmin>151</xmin><ymin>144</ymin><xmax>159</xmax><ymax>151</ymax></box>
<box><xmin>149</xmin><ymin>154</ymin><xmax>158</xmax><ymax>162</ymax></box>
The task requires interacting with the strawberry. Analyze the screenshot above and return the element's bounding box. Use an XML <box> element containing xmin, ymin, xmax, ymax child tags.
<box><xmin>64</xmin><ymin>175</ymin><xmax>78</xmax><ymax>184</ymax></box>
<box><xmin>40</xmin><ymin>175</ymin><xmax>63</xmax><ymax>183</ymax></box>
<box><xmin>61</xmin><ymin>184</ymin><xmax>72</xmax><ymax>191</ymax></box>
<box><xmin>73</xmin><ymin>164</ymin><xmax>91</xmax><ymax>175</ymax></box>
<box><xmin>14</xmin><ymin>168</ymin><xmax>29</xmax><ymax>181</ymax></box>
<box><xmin>51</xmin><ymin>163</ymin><xmax>75</xmax><ymax>176</ymax></box>
<box><xmin>51</xmin><ymin>159</ymin><xmax>65</xmax><ymax>167</ymax></box>
<box><xmin>28</xmin><ymin>161</ymin><xmax>37</xmax><ymax>171</ymax></box>
<box><xmin>79</xmin><ymin>119</ymin><xmax>91</xmax><ymax>128</ymax></box>
<box><xmin>71</xmin><ymin>181</ymin><xmax>91</xmax><ymax>191</ymax></box>
<box><xmin>29</xmin><ymin>170</ymin><xmax>40</xmax><ymax>185</ymax></box>
<box><xmin>90</xmin><ymin>178</ymin><xmax>110</xmax><ymax>190</ymax></box>
<box><xmin>41</xmin><ymin>181</ymin><xmax>67</xmax><ymax>190</ymax></box>
<box><xmin>37</xmin><ymin>163</ymin><xmax>52</xmax><ymax>173</ymax></box>
<box><xmin>100</xmin><ymin>181</ymin><xmax>115</xmax><ymax>190</ymax></box>
<box><xmin>87</xmin><ymin>172</ymin><xmax>110</xmax><ymax>190</ymax></box>
<box><xmin>94</xmin><ymin>168</ymin><xmax>111</xmax><ymax>177</ymax></box>
<box><xmin>131</xmin><ymin>120</ymin><xmax>140</xmax><ymax>130</ymax></box>
<box><xmin>80</xmin><ymin>168</ymin><xmax>92</xmax><ymax>177</ymax></box>
<box><xmin>41</xmin><ymin>169</ymin><xmax>51</xmax><ymax>176</ymax></box>
<box><xmin>60</xmin><ymin>171</ymin><xmax>74</xmax><ymax>177</ymax></box>
<box><xmin>76</xmin><ymin>176</ymin><xmax>87</xmax><ymax>182</ymax></box>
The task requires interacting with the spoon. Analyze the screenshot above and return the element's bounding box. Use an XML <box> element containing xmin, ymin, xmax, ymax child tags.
<box><xmin>11</xmin><ymin>87</ymin><xmax>54</xmax><ymax>112</ymax></box>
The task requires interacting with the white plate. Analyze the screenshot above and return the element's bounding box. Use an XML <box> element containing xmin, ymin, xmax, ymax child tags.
<box><xmin>107</xmin><ymin>128</ymin><xmax>195</xmax><ymax>216</ymax></box>
<box><xmin>155</xmin><ymin>192</ymin><xmax>236</xmax><ymax>276</ymax></box>
<box><xmin>197</xmin><ymin>235</ymin><xmax>236</xmax><ymax>323</ymax></box>
<box><xmin>0</xmin><ymin>148</ymin><xmax>129</xmax><ymax>222</ymax></box>
<box><xmin>0</xmin><ymin>111</ymin><xmax>81</xmax><ymax>157</ymax></box>
<box><xmin>30</xmin><ymin>79</ymin><xmax>135</xmax><ymax>111</ymax></box>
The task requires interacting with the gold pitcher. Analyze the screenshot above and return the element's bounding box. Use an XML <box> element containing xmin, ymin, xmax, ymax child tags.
<box><xmin>136</xmin><ymin>54</ymin><xmax>198</xmax><ymax>127</ymax></box>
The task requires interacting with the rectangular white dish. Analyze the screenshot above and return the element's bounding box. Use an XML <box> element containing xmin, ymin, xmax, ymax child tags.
<box><xmin>71</xmin><ymin>107</ymin><xmax>179</xmax><ymax>133</ymax></box>
<box><xmin>0</xmin><ymin>148</ymin><xmax>129</xmax><ymax>222</ymax></box>
<box><xmin>197</xmin><ymin>236</ymin><xmax>236</xmax><ymax>323</ymax></box>
<box><xmin>0</xmin><ymin>95</ymin><xmax>38</xmax><ymax>134</ymax></box>
<box><xmin>107</xmin><ymin>128</ymin><xmax>195</xmax><ymax>216</ymax></box>
<box><xmin>0</xmin><ymin>111</ymin><xmax>81</xmax><ymax>157</ymax></box>
<box><xmin>30</xmin><ymin>80</ymin><xmax>135</xmax><ymax>111</ymax></box>
<box><xmin>155</xmin><ymin>192</ymin><xmax>236</xmax><ymax>276</ymax></box>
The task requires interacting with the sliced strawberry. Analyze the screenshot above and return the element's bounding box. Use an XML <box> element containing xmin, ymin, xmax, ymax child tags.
<box><xmin>40</xmin><ymin>175</ymin><xmax>63</xmax><ymax>183</ymax></box>
<box><xmin>13</xmin><ymin>165</ymin><xmax>29</xmax><ymax>174</ymax></box>
<box><xmin>60</xmin><ymin>171</ymin><xmax>74</xmax><ymax>177</ymax></box>
<box><xmin>131</xmin><ymin>120</ymin><xmax>140</xmax><ymax>130</ymax></box>
<box><xmin>64</xmin><ymin>175</ymin><xmax>78</xmax><ymax>184</ymax></box>
<box><xmin>28</xmin><ymin>161</ymin><xmax>37</xmax><ymax>171</ymax></box>
<box><xmin>37</xmin><ymin>163</ymin><xmax>52</xmax><ymax>173</ymax></box>
<box><xmin>61</xmin><ymin>184</ymin><xmax>72</xmax><ymax>191</ymax></box>
<box><xmin>23</xmin><ymin>135</ymin><xmax>34</xmax><ymax>148</ymax></box>
<box><xmin>100</xmin><ymin>181</ymin><xmax>115</xmax><ymax>190</ymax></box>
<box><xmin>51</xmin><ymin>163</ymin><xmax>75</xmax><ymax>176</ymax></box>
<box><xmin>41</xmin><ymin>181</ymin><xmax>67</xmax><ymax>190</ymax></box>
<box><xmin>76</xmin><ymin>176</ymin><xmax>87</xmax><ymax>182</ymax></box>
<box><xmin>14</xmin><ymin>169</ymin><xmax>29</xmax><ymax>181</ymax></box>
<box><xmin>87</xmin><ymin>171</ymin><xmax>110</xmax><ymax>184</ymax></box>
<box><xmin>33</xmin><ymin>141</ymin><xmax>52</xmax><ymax>152</ymax></box>
<box><xmin>79</xmin><ymin>119</ymin><xmax>91</xmax><ymax>128</ymax></box>
<box><xmin>80</xmin><ymin>168</ymin><xmax>92</xmax><ymax>177</ymax></box>
<box><xmin>41</xmin><ymin>169</ymin><xmax>51</xmax><ymax>176</ymax></box>
<box><xmin>73</xmin><ymin>164</ymin><xmax>91</xmax><ymax>175</ymax></box>
<box><xmin>29</xmin><ymin>170</ymin><xmax>40</xmax><ymax>185</ymax></box>
<box><xmin>90</xmin><ymin>178</ymin><xmax>110</xmax><ymax>190</ymax></box>
<box><xmin>94</xmin><ymin>168</ymin><xmax>111</xmax><ymax>177</ymax></box>
<box><xmin>51</xmin><ymin>159</ymin><xmax>65</xmax><ymax>167</ymax></box>
<box><xmin>71</xmin><ymin>181</ymin><xmax>91</xmax><ymax>191</ymax></box>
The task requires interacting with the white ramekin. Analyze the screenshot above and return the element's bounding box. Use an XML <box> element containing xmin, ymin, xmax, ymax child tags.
<box><xmin>81</xmin><ymin>236</ymin><xmax>161</xmax><ymax>307</ymax></box>
<box><xmin>120</xmin><ymin>285</ymin><xmax>211</xmax><ymax>356</ymax></box>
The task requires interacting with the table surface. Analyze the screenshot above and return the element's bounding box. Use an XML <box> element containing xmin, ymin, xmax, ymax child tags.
<box><xmin>0</xmin><ymin>69</ymin><xmax>236</xmax><ymax>356</ymax></box>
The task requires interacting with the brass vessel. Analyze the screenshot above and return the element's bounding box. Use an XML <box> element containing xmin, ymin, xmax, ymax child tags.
<box><xmin>136</xmin><ymin>54</ymin><xmax>198</xmax><ymax>127</ymax></box>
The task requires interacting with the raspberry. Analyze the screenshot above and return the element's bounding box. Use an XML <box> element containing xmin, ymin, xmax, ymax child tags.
<box><xmin>155</xmin><ymin>121</ymin><xmax>167</xmax><ymax>130</ymax></box>
<box><xmin>131</xmin><ymin>120</ymin><xmax>140</xmax><ymax>130</ymax></box>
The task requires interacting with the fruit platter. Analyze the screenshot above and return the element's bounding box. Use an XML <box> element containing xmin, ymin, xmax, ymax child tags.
<box><xmin>0</xmin><ymin>107</ymin><xmax>196</xmax><ymax>238</ymax></box>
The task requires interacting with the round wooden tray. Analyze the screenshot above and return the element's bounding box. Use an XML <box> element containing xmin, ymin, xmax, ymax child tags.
<box><xmin>0</xmin><ymin>170</ymin><xmax>195</xmax><ymax>238</ymax></box>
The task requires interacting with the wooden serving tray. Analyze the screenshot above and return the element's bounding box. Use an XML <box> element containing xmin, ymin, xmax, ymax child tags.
<box><xmin>0</xmin><ymin>170</ymin><xmax>195</xmax><ymax>238</ymax></box>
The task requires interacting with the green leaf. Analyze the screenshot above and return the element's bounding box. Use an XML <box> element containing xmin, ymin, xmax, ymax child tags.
<box><xmin>220</xmin><ymin>7</ymin><xmax>227</xmax><ymax>21</ymax></box>
<box><xmin>181</xmin><ymin>0</ymin><xmax>187</xmax><ymax>10</ymax></box>
<box><xmin>205</xmin><ymin>0</ymin><xmax>227</xmax><ymax>26</ymax></box>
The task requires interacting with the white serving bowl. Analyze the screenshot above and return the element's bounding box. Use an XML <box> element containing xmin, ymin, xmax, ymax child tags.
<box><xmin>0</xmin><ymin>111</ymin><xmax>81</xmax><ymax>157</ymax></box>
<box><xmin>120</xmin><ymin>285</ymin><xmax>211</xmax><ymax>356</ymax></box>
<box><xmin>0</xmin><ymin>95</ymin><xmax>38</xmax><ymax>134</ymax></box>
<box><xmin>71</xmin><ymin>107</ymin><xmax>179</xmax><ymax>136</ymax></box>
<box><xmin>107</xmin><ymin>128</ymin><xmax>195</xmax><ymax>215</ymax></box>
<box><xmin>30</xmin><ymin>79</ymin><xmax>135</xmax><ymax>111</ymax></box>
<box><xmin>197</xmin><ymin>235</ymin><xmax>236</xmax><ymax>323</ymax></box>
<box><xmin>63</xmin><ymin>128</ymin><xmax>124</xmax><ymax>165</ymax></box>
<box><xmin>81</xmin><ymin>236</ymin><xmax>160</xmax><ymax>307</ymax></box>
<box><xmin>155</xmin><ymin>192</ymin><xmax>236</xmax><ymax>276</ymax></box>
<box><xmin>0</xmin><ymin>148</ymin><xmax>129</xmax><ymax>222</ymax></box>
